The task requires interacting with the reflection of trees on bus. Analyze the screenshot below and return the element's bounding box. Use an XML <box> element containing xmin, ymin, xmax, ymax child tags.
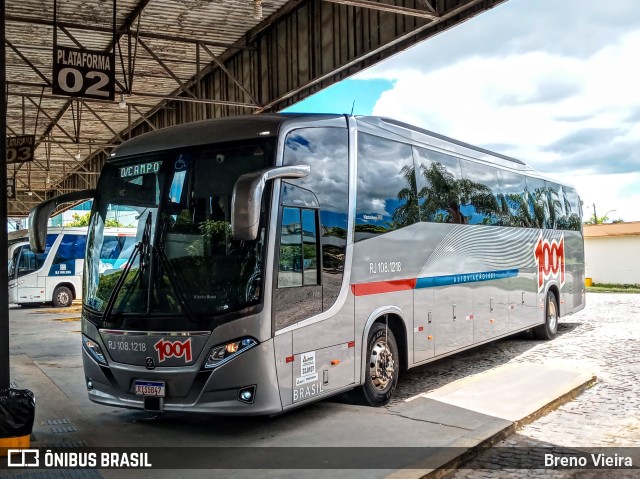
<box><xmin>391</xmin><ymin>162</ymin><xmax>582</xmax><ymax>230</ymax></box>
<box><xmin>418</xmin><ymin>162</ymin><xmax>465</xmax><ymax>224</ymax></box>
<box><xmin>392</xmin><ymin>165</ymin><xmax>420</xmax><ymax>227</ymax></box>
<box><xmin>392</xmin><ymin>163</ymin><xmax>501</xmax><ymax>227</ymax></box>
<box><xmin>321</xmin><ymin>226</ymin><xmax>347</xmax><ymax>272</ymax></box>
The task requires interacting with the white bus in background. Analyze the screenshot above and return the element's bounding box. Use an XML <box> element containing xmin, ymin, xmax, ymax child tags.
<box><xmin>8</xmin><ymin>227</ymin><xmax>136</xmax><ymax>308</ymax></box>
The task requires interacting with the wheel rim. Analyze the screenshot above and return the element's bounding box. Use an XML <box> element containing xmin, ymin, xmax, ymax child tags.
<box><xmin>369</xmin><ymin>338</ymin><xmax>395</xmax><ymax>391</ymax></box>
<box><xmin>547</xmin><ymin>297</ymin><xmax>558</xmax><ymax>332</ymax></box>
<box><xmin>57</xmin><ymin>291</ymin><xmax>70</xmax><ymax>306</ymax></box>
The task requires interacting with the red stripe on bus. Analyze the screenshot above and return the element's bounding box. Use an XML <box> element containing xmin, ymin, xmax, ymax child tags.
<box><xmin>351</xmin><ymin>279</ymin><xmax>417</xmax><ymax>296</ymax></box>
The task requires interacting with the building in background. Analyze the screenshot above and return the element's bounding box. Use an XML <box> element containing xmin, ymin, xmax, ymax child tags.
<box><xmin>584</xmin><ymin>222</ymin><xmax>640</xmax><ymax>285</ymax></box>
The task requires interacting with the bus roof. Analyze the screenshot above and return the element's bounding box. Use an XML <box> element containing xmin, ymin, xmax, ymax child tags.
<box><xmin>108</xmin><ymin>113</ymin><xmax>573</xmax><ymax>189</ymax></box>
<box><xmin>358</xmin><ymin>116</ymin><xmax>527</xmax><ymax>166</ymax></box>
<box><xmin>109</xmin><ymin>113</ymin><xmax>345</xmax><ymax>159</ymax></box>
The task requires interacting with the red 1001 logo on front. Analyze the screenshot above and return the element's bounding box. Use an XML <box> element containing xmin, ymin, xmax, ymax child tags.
<box><xmin>154</xmin><ymin>338</ymin><xmax>193</xmax><ymax>363</ymax></box>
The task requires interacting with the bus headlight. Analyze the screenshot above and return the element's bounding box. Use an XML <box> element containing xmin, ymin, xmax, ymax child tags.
<box><xmin>204</xmin><ymin>338</ymin><xmax>257</xmax><ymax>369</ymax></box>
<box><xmin>82</xmin><ymin>335</ymin><xmax>107</xmax><ymax>365</ymax></box>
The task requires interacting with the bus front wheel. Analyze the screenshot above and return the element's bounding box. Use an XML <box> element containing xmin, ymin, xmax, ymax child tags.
<box><xmin>53</xmin><ymin>286</ymin><xmax>73</xmax><ymax>308</ymax></box>
<box><xmin>361</xmin><ymin>322</ymin><xmax>399</xmax><ymax>407</ymax></box>
<box><xmin>533</xmin><ymin>291</ymin><xmax>559</xmax><ymax>340</ymax></box>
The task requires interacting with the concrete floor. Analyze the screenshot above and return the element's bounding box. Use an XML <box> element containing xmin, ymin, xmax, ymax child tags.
<box><xmin>2</xmin><ymin>303</ymin><xmax>596</xmax><ymax>478</ymax></box>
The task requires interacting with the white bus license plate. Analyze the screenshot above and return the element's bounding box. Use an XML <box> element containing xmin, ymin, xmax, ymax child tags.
<box><xmin>134</xmin><ymin>381</ymin><xmax>165</xmax><ymax>397</ymax></box>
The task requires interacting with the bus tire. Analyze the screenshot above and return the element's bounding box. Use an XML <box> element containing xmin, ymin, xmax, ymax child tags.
<box><xmin>533</xmin><ymin>290</ymin><xmax>559</xmax><ymax>340</ymax></box>
<box><xmin>361</xmin><ymin>322</ymin><xmax>400</xmax><ymax>407</ymax></box>
<box><xmin>52</xmin><ymin>286</ymin><xmax>73</xmax><ymax>308</ymax></box>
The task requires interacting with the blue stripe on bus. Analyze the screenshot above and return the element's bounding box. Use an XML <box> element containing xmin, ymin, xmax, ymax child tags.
<box><xmin>415</xmin><ymin>269</ymin><xmax>519</xmax><ymax>289</ymax></box>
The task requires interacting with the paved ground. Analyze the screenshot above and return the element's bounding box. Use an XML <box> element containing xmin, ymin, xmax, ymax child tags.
<box><xmin>2</xmin><ymin>293</ymin><xmax>638</xmax><ymax>478</ymax></box>
<box><xmin>444</xmin><ymin>293</ymin><xmax>640</xmax><ymax>478</ymax></box>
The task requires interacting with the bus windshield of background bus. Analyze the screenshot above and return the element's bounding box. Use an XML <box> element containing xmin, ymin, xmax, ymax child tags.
<box><xmin>10</xmin><ymin>234</ymin><xmax>57</xmax><ymax>279</ymax></box>
<box><xmin>84</xmin><ymin>140</ymin><xmax>274</xmax><ymax>319</ymax></box>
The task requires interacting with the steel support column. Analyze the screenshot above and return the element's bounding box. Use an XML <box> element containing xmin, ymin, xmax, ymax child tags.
<box><xmin>1</xmin><ymin>0</ymin><xmax>10</xmax><ymax>389</ymax></box>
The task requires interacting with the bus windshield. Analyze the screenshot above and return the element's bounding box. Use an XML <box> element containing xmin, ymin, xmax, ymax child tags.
<box><xmin>84</xmin><ymin>140</ymin><xmax>274</xmax><ymax>322</ymax></box>
<box><xmin>9</xmin><ymin>234</ymin><xmax>57</xmax><ymax>279</ymax></box>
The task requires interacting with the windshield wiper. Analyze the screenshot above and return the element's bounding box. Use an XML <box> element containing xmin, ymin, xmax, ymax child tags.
<box><xmin>103</xmin><ymin>212</ymin><xmax>152</xmax><ymax>319</ymax></box>
<box><xmin>155</xmin><ymin>245</ymin><xmax>198</xmax><ymax>321</ymax></box>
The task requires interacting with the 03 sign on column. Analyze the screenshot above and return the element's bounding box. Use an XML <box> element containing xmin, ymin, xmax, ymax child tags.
<box><xmin>6</xmin><ymin>135</ymin><xmax>35</xmax><ymax>164</ymax></box>
<box><xmin>53</xmin><ymin>46</ymin><xmax>115</xmax><ymax>101</ymax></box>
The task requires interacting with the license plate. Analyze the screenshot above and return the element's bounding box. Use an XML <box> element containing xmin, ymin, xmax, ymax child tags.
<box><xmin>134</xmin><ymin>380</ymin><xmax>165</xmax><ymax>397</ymax></box>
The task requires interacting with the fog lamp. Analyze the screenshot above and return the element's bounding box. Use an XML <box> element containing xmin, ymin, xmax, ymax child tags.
<box><xmin>238</xmin><ymin>385</ymin><xmax>256</xmax><ymax>404</ymax></box>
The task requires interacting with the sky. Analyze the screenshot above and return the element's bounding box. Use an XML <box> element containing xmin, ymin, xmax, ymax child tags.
<box><xmin>285</xmin><ymin>0</ymin><xmax>640</xmax><ymax>223</ymax></box>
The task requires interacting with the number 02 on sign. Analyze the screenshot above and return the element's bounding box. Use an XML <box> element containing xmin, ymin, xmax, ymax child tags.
<box><xmin>53</xmin><ymin>45</ymin><xmax>115</xmax><ymax>101</ymax></box>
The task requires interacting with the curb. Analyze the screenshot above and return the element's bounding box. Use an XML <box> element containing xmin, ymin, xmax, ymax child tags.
<box><xmin>399</xmin><ymin>374</ymin><xmax>597</xmax><ymax>479</ymax></box>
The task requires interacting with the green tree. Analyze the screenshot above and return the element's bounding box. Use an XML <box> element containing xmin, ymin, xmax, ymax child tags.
<box><xmin>66</xmin><ymin>212</ymin><xmax>91</xmax><ymax>227</ymax></box>
<box><xmin>65</xmin><ymin>212</ymin><xmax>125</xmax><ymax>227</ymax></box>
<box><xmin>584</xmin><ymin>215</ymin><xmax>615</xmax><ymax>225</ymax></box>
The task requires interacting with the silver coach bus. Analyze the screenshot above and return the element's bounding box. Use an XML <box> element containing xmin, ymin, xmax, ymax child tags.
<box><xmin>29</xmin><ymin>114</ymin><xmax>585</xmax><ymax>414</ymax></box>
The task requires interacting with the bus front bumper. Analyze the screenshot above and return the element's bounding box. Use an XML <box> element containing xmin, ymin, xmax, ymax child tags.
<box><xmin>82</xmin><ymin>339</ymin><xmax>284</xmax><ymax>416</ymax></box>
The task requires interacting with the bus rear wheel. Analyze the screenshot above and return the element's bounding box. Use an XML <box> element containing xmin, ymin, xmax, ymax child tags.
<box><xmin>52</xmin><ymin>286</ymin><xmax>73</xmax><ymax>308</ymax></box>
<box><xmin>533</xmin><ymin>290</ymin><xmax>559</xmax><ymax>340</ymax></box>
<box><xmin>360</xmin><ymin>322</ymin><xmax>399</xmax><ymax>407</ymax></box>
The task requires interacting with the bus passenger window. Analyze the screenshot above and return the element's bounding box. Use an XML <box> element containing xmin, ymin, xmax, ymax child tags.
<box><xmin>547</xmin><ymin>183</ymin><xmax>566</xmax><ymax>229</ymax></box>
<box><xmin>459</xmin><ymin>160</ymin><xmax>501</xmax><ymax>226</ymax></box>
<box><xmin>525</xmin><ymin>177</ymin><xmax>550</xmax><ymax>229</ymax></box>
<box><xmin>412</xmin><ymin>147</ymin><xmax>464</xmax><ymax>224</ymax></box>
<box><xmin>563</xmin><ymin>187</ymin><xmax>582</xmax><ymax>231</ymax></box>
<box><xmin>496</xmin><ymin>170</ymin><xmax>529</xmax><ymax>227</ymax></box>
<box><xmin>53</xmin><ymin>234</ymin><xmax>86</xmax><ymax>265</ymax></box>
<box><xmin>356</xmin><ymin>134</ymin><xmax>418</xmax><ymax>238</ymax></box>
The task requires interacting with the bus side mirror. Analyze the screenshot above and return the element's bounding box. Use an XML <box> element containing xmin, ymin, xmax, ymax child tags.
<box><xmin>28</xmin><ymin>189</ymin><xmax>97</xmax><ymax>253</ymax></box>
<box><xmin>231</xmin><ymin>165</ymin><xmax>310</xmax><ymax>241</ymax></box>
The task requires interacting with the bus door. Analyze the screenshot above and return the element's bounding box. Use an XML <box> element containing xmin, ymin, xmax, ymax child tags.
<box><xmin>273</xmin><ymin>202</ymin><xmax>355</xmax><ymax>408</ymax></box>
<box><xmin>272</xmin><ymin>126</ymin><xmax>353</xmax><ymax>409</ymax></box>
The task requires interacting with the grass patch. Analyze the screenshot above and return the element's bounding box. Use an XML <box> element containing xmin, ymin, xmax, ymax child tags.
<box><xmin>587</xmin><ymin>283</ymin><xmax>640</xmax><ymax>293</ymax></box>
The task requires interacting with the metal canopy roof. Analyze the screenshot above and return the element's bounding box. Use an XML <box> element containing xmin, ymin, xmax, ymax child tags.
<box><xmin>5</xmin><ymin>0</ymin><xmax>508</xmax><ymax>216</ymax></box>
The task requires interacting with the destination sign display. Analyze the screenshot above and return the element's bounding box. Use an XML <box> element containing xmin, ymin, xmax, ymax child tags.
<box><xmin>119</xmin><ymin>161</ymin><xmax>162</xmax><ymax>178</ymax></box>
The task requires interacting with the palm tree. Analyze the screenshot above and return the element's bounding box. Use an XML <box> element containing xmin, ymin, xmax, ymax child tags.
<box><xmin>418</xmin><ymin>162</ymin><xmax>465</xmax><ymax>223</ymax></box>
<box><xmin>416</xmin><ymin>162</ymin><xmax>502</xmax><ymax>224</ymax></box>
<box><xmin>392</xmin><ymin>164</ymin><xmax>420</xmax><ymax>227</ymax></box>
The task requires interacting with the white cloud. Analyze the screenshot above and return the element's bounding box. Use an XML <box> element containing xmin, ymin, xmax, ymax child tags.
<box><xmin>568</xmin><ymin>173</ymin><xmax>640</xmax><ymax>223</ymax></box>
<box><xmin>354</xmin><ymin>2</ymin><xmax>640</xmax><ymax>221</ymax></box>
